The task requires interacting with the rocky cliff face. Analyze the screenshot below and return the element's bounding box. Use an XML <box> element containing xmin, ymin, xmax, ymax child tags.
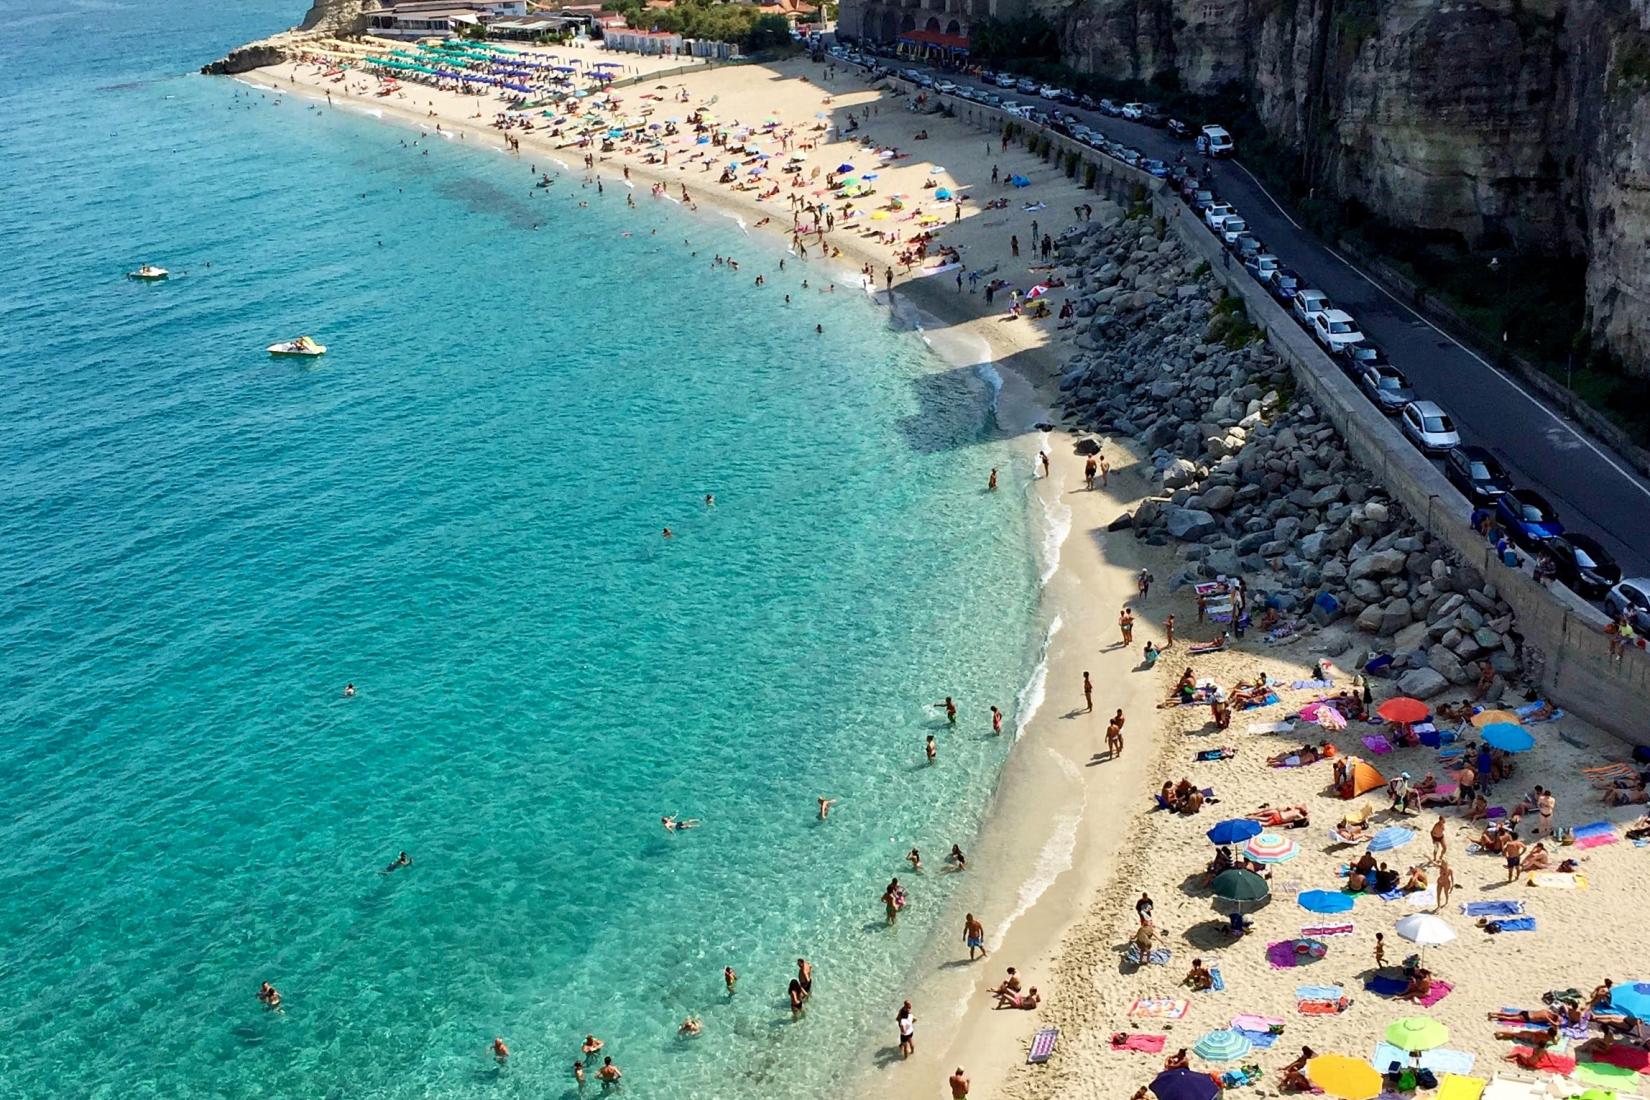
<box><xmin>200</xmin><ymin>1</ymin><xmax>375</xmax><ymax>77</ymax></box>
<box><xmin>1050</xmin><ymin>0</ymin><xmax>1650</xmax><ymax>373</ymax></box>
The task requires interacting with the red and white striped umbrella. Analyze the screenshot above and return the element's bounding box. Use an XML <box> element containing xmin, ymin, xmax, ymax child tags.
<box><xmin>1244</xmin><ymin>832</ymin><xmax>1300</xmax><ymax>864</ymax></box>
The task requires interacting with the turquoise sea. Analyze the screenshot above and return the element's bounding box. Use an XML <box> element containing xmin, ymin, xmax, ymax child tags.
<box><xmin>0</xmin><ymin>4</ymin><xmax>1051</xmax><ymax>1096</ymax></box>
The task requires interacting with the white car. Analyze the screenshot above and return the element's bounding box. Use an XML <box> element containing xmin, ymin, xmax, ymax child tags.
<box><xmin>1016</xmin><ymin>78</ymin><xmax>1038</xmax><ymax>94</ymax></box>
<box><xmin>1039</xmin><ymin>84</ymin><xmax>1060</xmax><ymax>99</ymax></box>
<box><xmin>1218</xmin><ymin>217</ymin><xmax>1249</xmax><ymax>245</ymax></box>
<box><xmin>1121</xmin><ymin>102</ymin><xmax>1145</xmax><ymax>119</ymax></box>
<box><xmin>995</xmin><ymin>74</ymin><xmax>1017</xmax><ymax>89</ymax></box>
<box><xmin>1203</xmin><ymin>203</ymin><xmax>1235</xmax><ymax>231</ymax></box>
<box><xmin>1201</xmin><ymin>125</ymin><xmax>1234</xmax><ymax>156</ymax></box>
<box><xmin>1291</xmin><ymin>289</ymin><xmax>1334</xmax><ymax>325</ymax></box>
<box><xmin>1312</xmin><ymin>308</ymin><xmax>1365</xmax><ymax>352</ymax></box>
<box><xmin>934</xmin><ymin>81</ymin><xmax>957</xmax><ymax>94</ymax></box>
<box><xmin>1400</xmin><ymin>400</ymin><xmax>1461</xmax><ymax>454</ymax></box>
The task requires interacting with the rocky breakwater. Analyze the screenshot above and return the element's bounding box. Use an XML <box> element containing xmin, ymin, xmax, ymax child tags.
<box><xmin>1053</xmin><ymin>214</ymin><xmax>1522</xmax><ymax>702</ymax></box>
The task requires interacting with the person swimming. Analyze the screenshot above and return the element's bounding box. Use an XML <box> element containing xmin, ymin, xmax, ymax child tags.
<box><xmin>343</xmin><ymin>683</ymin><xmax>356</xmax><ymax>697</ymax></box>
<box><xmin>384</xmin><ymin>851</ymin><xmax>411</xmax><ymax>872</ymax></box>
<box><xmin>662</xmin><ymin>815</ymin><xmax>701</xmax><ymax>832</ymax></box>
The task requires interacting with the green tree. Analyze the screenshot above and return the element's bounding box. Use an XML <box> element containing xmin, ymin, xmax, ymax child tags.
<box><xmin>745</xmin><ymin>13</ymin><xmax>793</xmax><ymax>51</ymax></box>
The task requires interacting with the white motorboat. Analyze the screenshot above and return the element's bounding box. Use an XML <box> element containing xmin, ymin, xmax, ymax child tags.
<box><xmin>267</xmin><ymin>336</ymin><xmax>327</xmax><ymax>357</ymax></box>
<box><xmin>128</xmin><ymin>264</ymin><xmax>169</xmax><ymax>280</ymax></box>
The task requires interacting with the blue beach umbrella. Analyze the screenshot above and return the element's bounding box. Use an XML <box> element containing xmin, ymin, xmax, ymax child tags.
<box><xmin>1194</xmin><ymin>1028</ymin><xmax>1253</xmax><ymax>1062</ymax></box>
<box><xmin>836</xmin><ymin>162</ymin><xmax>855</xmax><ymax>173</ymax></box>
<box><xmin>1151</xmin><ymin>1068</ymin><xmax>1222</xmax><ymax>1100</ymax></box>
<box><xmin>1481</xmin><ymin>723</ymin><xmax>1535</xmax><ymax>752</ymax></box>
<box><xmin>935</xmin><ymin>186</ymin><xmax>952</xmax><ymax>199</ymax></box>
<box><xmin>1298</xmin><ymin>889</ymin><xmax>1356</xmax><ymax>914</ymax></box>
<box><xmin>1206</xmin><ymin>818</ymin><xmax>1262</xmax><ymax>846</ymax></box>
<box><xmin>1610</xmin><ymin>981</ymin><xmax>1650</xmax><ymax>1019</ymax></box>
<box><xmin>1367</xmin><ymin>827</ymin><xmax>1415</xmax><ymax>853</ymax></box>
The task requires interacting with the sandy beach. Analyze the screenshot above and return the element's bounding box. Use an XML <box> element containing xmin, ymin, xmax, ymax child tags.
<box><xmin>237</xmin><ymin>45</ymin><xmax>1650</xmax><ymax>1100</ymax></box>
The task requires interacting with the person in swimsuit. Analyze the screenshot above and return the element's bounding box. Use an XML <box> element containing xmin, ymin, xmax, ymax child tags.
<box><xmin>817</xmin><ymin>797</ymin><xmax>836</xmax><ymax>820</ymax></box>
<box><xmin>492</xmin><ymin>1037</ymin><xmax>509</xmax><ymax>1064</ymax></box>
<box><xmin>896</xmin><ymin>1001</ymin><xmax>916</xmax><ymax>1057</ymax></box>
<box><xmin>907</xmin><ymin>848</ymin><xmax>923</xmax><ymax>873</ymax></box>
<box><xmin>596</xmin><ymin>1057</ymin><xmax>621</xmax><ymax>1090</ymax></box>
<box><xmin>724</xmin><ymin>966</ymin><xmax>737</xmax><ymax>994</ymax></box>
<box><xmin>947</xmin><ymin>844</ymin><xmax>967</xmax><ymax>872</ymax></box>
<box><xmin>990</xmin><ymin>705</ymin><xmax>1003</xmax><ymax>734</ymax></box>
<box><xmin>343</xmin><ymin>683</ymin><xmax>356</xmax><ymax>697</ymax></box>
<box><xmin>581</xmin><ymin>1035</ymin><xmax>604</xmax><ymax>1060</ymax></box>
<box><xmin>1083</xmin><ymin>671</ymin><xmax>1094</xmax><ymax>712</ymax></box>
<box><xmin>788</xmin><ymin>978</ymin><xmax>806</xmax><ymax>1017</ymax></box>
<box><xmin>925</xmin><ymin>735</ymin><xmax>937</xmax><ymax>764</ymax></box>
<box><xmin>963</xmin><ymin>913</ymin><xmax>987</xmax><ymax>960</ymax></box>
<box><xmin>949</xmin><ymin>1067</ymin><xmax>971</xmax><ymax>1099</ymax></box>
<box><xmin>385</xmin><ymin>852</ymin><xmax>412</xmax><ymax>873</ymax></box>
<box><xmin>988</xmin><ymin>468</ymin><xmax>997</xmax><ymax>491</ymax></box>
<box><xmin>932</xmin><ymin>696</ymin><xmax>958</xmax><ymax>724</ymax></box>
<box><xmin>797</xmin><ymin>958</ymin><xmax>813</xmax><ymax>999</ymax></box>
<box><xmin>257</xmin><ymin>981</ymin><xmax>281</xmax><ymax>1010</ymax></box>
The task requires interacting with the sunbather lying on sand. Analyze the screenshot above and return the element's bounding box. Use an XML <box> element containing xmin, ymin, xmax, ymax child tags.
<box><xmin>993</xmin><ymin>986</ymin><xmax>1040</xmax><ymax>1010</ymax></box>
<box><xmin>1333</xmin><ymin>820</ymin><xmax>1371</xmax><ymax>843</ymax></box>
<box><xmin>1603</xmin><ymin>786</ymin><xmax>1649</xmax><ymax>805</ymax></box>
<box><xmin>1489</xmin><ymin>1004</ymin><xmax>1584</xmax><ymax>1027</ymax></box>
<box><xmin>1504</xmin><ymin>1025</ymin><xmax>1561</xmax><ymax>1063</ymax></box>
<box><xmin>1268</xmin><ymin>743</ymin><xmax>1323</xmax><ymax>768</ymax></box>
<box><xmin>1247</xmin><ymin>804</ymin><xmax>1310</xmax><ymax>827</ymax></box>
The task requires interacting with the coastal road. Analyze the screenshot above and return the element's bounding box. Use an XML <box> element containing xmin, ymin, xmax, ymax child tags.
<box><xmin>856</xmin><ymin>56</ymin><xmax>1650</xmax><ymax>582</ymax></box>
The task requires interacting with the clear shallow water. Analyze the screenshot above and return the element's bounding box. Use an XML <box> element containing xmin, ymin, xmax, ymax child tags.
<box><xmin>0</xmin><ymin>6</ymin><xmax>1045</xmax><ymax>1096</ymax></box>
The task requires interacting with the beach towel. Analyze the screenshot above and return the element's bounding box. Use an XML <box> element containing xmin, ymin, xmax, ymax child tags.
<box><xmin>1485</xmin><ymin>917</ymin><xmax>1536</xmax><ymax>932</ymax></box>
<box><xmin>1377</xmin><ymin>888</ymin><xmax>1406</xmax><ymax>902</ymax></box>
<box><xmin>1572</xmin><ymin>820</ymin><xmax>1617</xmax><ymax>838</ymax></box>
<box><xmin>1576</xmin><ymin>833</ymin><xmax>1619</xmax><ymax>850</ymax></box>
<box><xmin>1298</xmin><ymin>1000</ymin><xmax>1348</xmax><ymax>1015</ymax></box>
<box><xmin>1247</xmin><ymin>720</ymin><xmax>1296</xmax><ymax>735</ymax></box>
<box><xmin>1505</xmin><ymin>1048</ymin><xmax>1575</xmax><ymax>1074</ymax></box>
<box><xmin>1300</xmin><ymin>923</ymin><xmax>1355</xmax><ymax>938</ymax></box>
<box><xmin>1462</xmin><ymin>900</ymin><xmax>1524</xmax><ymax>917</ymax></box>
<box><xmin>1407</xmin><ymin>885</ymin><xmax>1439</xmax><ymax>909</ymax></box>
<box><xmin>1417</xmin><ymin>980</ymin><xmax>1455</xmax><ymax>1008</ymax></box>
<box><xmin>1575</xmin><ymin>1063</ymin><xmax>1643</xmax><ymax>1089</ymax></box>
<box><xmin>1110</xmin><ymin>1033</ymin><xmax>1166</xmax><ymax>1053</ymax></box>
<box><xmin>1209</xmin><ymin>962</ymin><xmax>1225</xmax><ymax>992</ymax></box>
<box><xmin>1291</xmin><ymin>679</ymin><xmax>1334</xmax><ymax>690</ymax></box>
<box><xmin>1583</xmin><ymin>1045</ymin><xmax>1650</xmax><ymax>1072</ymax></box>
<box><xmin>1514</xmin><ymin>701</ymin><xmax>1564</xmax><ymax>722</ymax></box>
<box><xmin>1362</xmin><ymin>735</ymin><xmax>1395</xmax><ymax>755</ymax></box>
<box><xmin>1233</xmin><ymin>1027</ymin><xmax>1278</xmax><ymax>1049</ymax></box>
<box><xmin>1436</xmin><ymin>1073</ymin><xmax>1486</xmax><ymax>1100</ymax></box>
<box><xmin>1195</xmin><ymin>748</ymin><xmax>1235</xmax><ymax>762</ymax></box>
<box><xmin>1241</xmin><ymin>692</ymin><xmax>1281</xmax><ymax>710</ymax></box>
<box><xmin>1231</xmin><ymin>1014</ymin><xmax>1284</xmax><ymax>1033</ymax></box>
<box><xmin>1373</xmin><ymin>1043</ymin><xmax>1477</xmax><ymax>1075</ymax></box>
<box><xmin>1128</xmin><ymin>997</ymin><xmax>1188</xmax><ymax>1019</ymax></box>
<box><xmin>1028</xmin><ymin>1026</ymin><xmax>1058</xmax><ymax>1064</ymax></box>
<box><xmin>1481</xmin><ymin>1076</ymin><xmax>1555</xmax><ymax>1100</ymax></box>
<box><xmin>1365</xmin><ymin>975</ymin><xmax>1407</xmax><ymax>996</ymax></box>
<box><xmin>1584</xmin><ymin>764</ymin><xmax>1636</xmax><ymax>786</ymax></box>
<box><xmin>1528</xmin><ymin>872</ymin><xmax>1587</xmax><ymax>889</ymax></box>
<box><xmin>1295</xmin><ymin>984</ymin><xmax>1345</xmax><ymax>1001</ymax></box>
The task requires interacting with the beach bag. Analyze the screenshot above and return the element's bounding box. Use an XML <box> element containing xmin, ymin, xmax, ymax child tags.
<box><xmin>1416</xmin><ymin>1068</ymin><xmax>1438</xmax><ymax>1090</ymax></box>
<box><xmin>1397</xmin><ymin>1068</ymin><xmax>1417</xmax><ymax>1092</ymax></box>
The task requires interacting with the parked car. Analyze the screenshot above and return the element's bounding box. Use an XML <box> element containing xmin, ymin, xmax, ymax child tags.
<box><xmin>1338</xmin><ymin>341</ymin><xmax>1390</xmax><ymax>372</ymax></box>
<box><xmin>1291</xmin><ymin>288</ymin><xmax>1334</xmax><ymax>325</ymax></box>
<box><xmin>1542</xmin><ymin>532</ymin><xmax>1622</xmax><ymax>600</ymax></box>
<box><xmin>1141</xmin><ymin>158</ymin><xmax>1169</xmax><ymax>177</ymax></box>
<box><xmin>1077</xmin><ymin>94</ymin><xmax>1099</xmax><ymax>110</ymax></box>
<box><xmin>1189</xmin><ymin>189</ymin><xmax>1216</xmax><ymax>213</ymax></box>
<box><xmin>1494</xmin><ymin>488</ymin><xmax>1563</xmax><ymax>549</ymax></box>
<box><xmin>995</xmin><ymin>74</ymin><xmax>1018</xmax><ymax>89</ymax></box>
<box><xmin>1605</xmin><ymin>579</ymin><xmax>1650</xmax><ymax>632</ymax></box>
<box><xmin>1201</xmin><ymin>125</ymin><xmax>1234</xmax><ymax>156</ymax></box>
<box><xmin>1400</xmin><ymin>400</ymin><xmax>1461</xmax><ymax>454</ymax></box>
<box><xmin>1139</xmin><ymin>103</ymin><xmax>1167</xmax><ymax>126</ymax></box>
<box><xmin>1167</xmin><ymin>118</ymin><xmax>1191</xmax><ymax>138</ymax></box>
<box><xmin>1267</xmin><ymin>268</ymin><xmax>1302</xmax><ymax>303</ymax></box>
<box><xmin>1244</xmin><ymin>253</ymin><xmax>1280</xmax><ymax>280</ymax></box>
<box><xmin>1017</xmin><ymin>78</ymin><xmax>1038</xmax><ymax>94</ymax></box>
<box><xmin>1357</xmin><ymin>363</ymin><xmax>1416</xmax><ymax>415</ymax></box>
<box><xmin>1098</xmin><ymin>98</ymin><xmax>1121</xmax><ymax>115</ymax></box>
<box><xmin>1443</xmin><ymin>445</ymin><xmax>1511</xmax><ymax>505</ymax></box>
<box><xmin>934</xmin><ymin>80</ymin><xmax>958</xmax><ymax>94</ymax></box>
<box><xmin>1120</xmin><ymin>148</ymin><xmax>1144</xmax><ymax>167</ymax></box>
<box><xmin>1120</xmin><ymin>102</ymin><xmax>1145</xmax><ymax>119</ymax></box>
<box><xmin>1312</xmin><ymin>308</ymin><xmax>1365</xmax><ymax>352</ymax></box>
<box><xmin>1217</xmin><ymin>216</ymin><xmax>1250</xmax><ymax>245</ymax></box>
<box><xmin>1203</xmin><ymin>202</ymin><xmax>1235</xmax><ymax>230</ymax></box>
<box><xmin>1231</xmin><ymin>235</ymin><xmax>1262</xmax><ymax>261</ymax></box>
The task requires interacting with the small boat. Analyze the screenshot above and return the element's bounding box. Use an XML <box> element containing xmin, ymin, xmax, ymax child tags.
<box><xmin>267</xmin><ymin>336</ymin><xmax>327</xmax><ymax>357</ymax></box>
<box><xmin>128</xmin><ymin>264</ymin><xmax>169</xmax><ymax>280</ymax></box>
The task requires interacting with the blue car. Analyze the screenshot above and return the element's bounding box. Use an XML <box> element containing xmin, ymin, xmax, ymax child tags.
<box><xmin>1141</xmin><ymin>159</ymin><xmax>1169</xmax><ymax>178</ymax></box>
<box><xmin>1267</xmin><ymin>267</ymin><xmax>1302</xmax><ymax>304</ymax></box>
<box><xmin>1494</xmin><ymin>488</ymin><xmax>1563</xmax><ymax>551</ymax></box>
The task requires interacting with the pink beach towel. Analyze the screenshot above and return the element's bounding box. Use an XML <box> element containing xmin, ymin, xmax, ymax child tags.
<box><xmin>1301</xmin><ymin>924</ymin><xmax>1355</xmax><ymax>938</ymax></box>
<box><xmin>1231</xmin><ymin>1014</ymin><xmax>1284</xmax><ymax>1033</ymax></box>
<box><xmin>1128</xmin><ymin>997</ymin><xmax>1189</xmax><ymax>1019</ymax></box>
<box><xmin>1111</xmin><ymin>1033</ymin><xmax>1167</xmax><ymax>1053</ymax></box>
<box><xmin>1415</xmin><ymin>980</ymin><xmax>1454</xmax><ymax>1008</ymax></box>
<box><xmin>1575</xmin><ymin>833</ymin><xmax>1619</xmax><ymax>850</ymax></box>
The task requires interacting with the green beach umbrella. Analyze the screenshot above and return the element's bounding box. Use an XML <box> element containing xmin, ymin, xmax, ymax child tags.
<box><xmin>1210</xmin><ymin>868</ymin><xmax>1270</xmax><ymax>910</ymax></box>
<box><xmin>1384</xmin><ymin>1016</ymin><xmax>1448</xmax><ymax>1052</ymax></box>
<box><xmin>1575</xmin><ymin>1089</ymin><xmax>1618</xmax><ymax>1100</ymax></box>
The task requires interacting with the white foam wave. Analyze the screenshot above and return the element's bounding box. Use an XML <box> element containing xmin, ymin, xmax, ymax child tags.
<box><xmin>552</xmin><ymin>158</ymin><xmax>570</xmax><ymax>170</ymax></box>
<box><xmin>1011</xmin><ymin>614</ymin><xmax>1062</xmax><ymax>741</ymax></box>
<box><xmin>974</xmin><ymin>363</ymin><xmax>1004</xmax><ymax>410</ymax></box>
<box><xmin>1036</xmin><ymin>487</ymin><xmax>1072</xmax><ymax>588</ymax></box>
<box><xmin>989</xmin><ymin>806</ymin><xmax>1080</xmax><ymax>950</ymax></box>
<box><xmin>721</xmin><ymin>213</ymin><xmax>748</xmax><ymax>234</ymax></box>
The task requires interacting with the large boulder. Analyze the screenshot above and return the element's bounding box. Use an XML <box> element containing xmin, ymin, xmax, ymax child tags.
<box><xmin>1377</xmin><ymin>598</ymin><xmax>1415</xmax><ymax>636</ymax></box>
<box><xmin>1396</xmin><ymin>667</ymin><xmax>1450</xmax><ymax>700</ymax></box>
<box><xmin>1426</xmin><ymin>644</ymin><xmax>1472</xmax><ymax>685</ymax></box>
<box><xmin>1348</xmin><ymin>547</ymin><xmax>1408</xmax><ymax>581</ymax></box>
<box><xmin>1162</xmin><ymin>458</ymin><xmax>1199</xmax><ymax>489</ymax></box>
<box><xmin>1165</xmin><ymin>507</ymin><xmax>1218</xmax><ymax>541</ymax></box>
<box><xmin>1200</xmin><ymin>484</ymin><xmax>1237</xmax><ymax>512</ymax></box>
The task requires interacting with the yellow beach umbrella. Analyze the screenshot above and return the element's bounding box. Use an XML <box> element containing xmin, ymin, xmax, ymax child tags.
<box><xmin>1306</xmin><ymin>1054</ymin><xmax>1382</xmax><ymax>1100</ymax></box>
<box><xmin>1471</xmin><ymin>709</ymin><xmax>1521</xmax><ymax>727</ymax></box>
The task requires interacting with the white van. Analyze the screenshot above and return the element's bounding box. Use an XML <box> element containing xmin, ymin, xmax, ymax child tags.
<box><xmin>1201</xmin><ymin>125</ymin><xmax>1234</xmax><ymax>157</ymax></box>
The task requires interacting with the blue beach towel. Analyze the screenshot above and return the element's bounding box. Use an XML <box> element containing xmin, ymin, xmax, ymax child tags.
<box><xmin>1210</xmin><ymin>963</ymin><xmax>1225</xmax><ymax>992</ymax></box>
<box><xmin>1295</xmin><ymin>985</ymin><xmax>1344</xmax><ymax>1001</ymax></box>
<box><xmin>1365</xmin><ymin>975</ymin><xmax>1407</xmax><ymax>996</ymax></box>
<box><xmin>1487</xmin><ymin>916</ymin><xmax>1537</xmax><ymax>932</ymax></box>
<box><xmin>1377</xmin><ymin>889</ymin><xmax>1405</xmax><ymax>902</ymax></box>
<box><xmin>1462</xmin><ymin>900</ymin><xmax>1524</xmax><ymax>917</ymax></box>
<box><xmin>1372</xmin><ymin>1043</ymin><xmax>1476</xmax><ymax>1075</ymax></box>
<box><xmin>1234</xmin><ymin>1028</ymin><xmax>1278</xmax><ymax>1049</ymax></box>
<box><xmin>1573</xmin><ymin>820</ymin><xmax>1615</xmax><ymax>839</ymax></box>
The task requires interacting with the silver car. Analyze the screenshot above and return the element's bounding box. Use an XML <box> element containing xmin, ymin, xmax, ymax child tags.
<box><xmin>1400</xmin><ymin>400</ymin><xmax>1461</xmax><ymax>454</ymax></box>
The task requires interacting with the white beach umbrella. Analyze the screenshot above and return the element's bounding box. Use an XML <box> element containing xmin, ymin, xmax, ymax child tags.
<box><xmin>1394</xmin><ymin>913</ymin><xmax>1455</xmax><ymax>964</ymax></box>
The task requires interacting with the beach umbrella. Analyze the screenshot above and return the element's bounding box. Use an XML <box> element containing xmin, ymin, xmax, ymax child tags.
<box><xmin>1298</xmin><ymin>889</ymin><xmax>1355</xmax><ymax>914</ymax></box>
<box><xmin>1367</xmin><ymin>827</ymin><xmax>1414</xmax><ymax>853</ymax></box>
<box><xmin>1471</xmin><ymin>708</ymin><xmax>1521</xmax><ymax>727</ymax></box>
<box><xmin>1025</xmin><ymin>284</ymin><xmax>1052</xmax><ymax>300</ymax></box>
<box><xmin>1384</xmin><ymin>1015</ymin><xmax>1448</xmax><ymax>1052</ymax></box>
<box><xmin>1609</xmin><ymin>981</ymin><xmax>1650</xmax><ymax>1018</ymax></box>
<box><xmin>935</xmin><ymin>186</ymin><xmax>952</xmax><ymax>199</ymax></box>
<box><xmin>1575</xmin><ymin>1090</ymin><xmax>1619</xmax><ymax>1100</ymax></box>
<box><xmin>1481</xmin><ymin>723</ymin><xmax>1535</xmax><ymax>752</ymax></box>
<box><xmin>1244</xmin><ymin>832</ymin><xmax>1299</xmax><ymax>864</ymax></box>
<box><xmin>836</xmin><ymin>162</ymin><xmax>856</xmax><ymax>173</ymax></box>
<box><xmin>869</xmin><ymin>210</ymin><xmax>889</xmax><ymax>221</ymax></box>
<box><xmin>1317</xmin><ymin>707</ymin><xmax>1348</xmax><ymax>731</ymax></box>
<box><xmin>1393</xmin><ymin>913</ymin><xmax>1455</xmax><ymax>963</ymax></box>
<box><xmin>1149</xmin><ymin>1068</ymin><xmax>1222</xmax><ymax>1100</ymax></box>
<box><xmin>1377</xmin><ymin>697</ymin><xmax>1429</xmax><ymax>723</ymax></box>
<box><xmin>1306</xmin><ymin>1054</ymin><xmax>1382</xmax><ymax>1100</ymax></box>
<box><xmin>1210</xmin><ymin>868</ymin><xmax>1270</xmax><ymax>911</ymax></box>
<box><xmin>1206</xmin><ymin>819</ymin><xmax>1262</xmax><ymax>846</ymax></box>
<box><xmin>1193</xmin><ymin>1029</ymin><xmax>1252</xmax><ymax>1062</ymax></box>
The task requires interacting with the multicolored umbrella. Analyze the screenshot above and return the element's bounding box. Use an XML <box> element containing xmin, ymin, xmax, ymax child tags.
<box><xmin>1384</xmin><ymin>1015</ymin><xmax>1448</xmax><ymax>1052</ymax></box>
<box><xmin>1244</xmin><ymin>832</ymin><xmax>1299</xmax><ymax>864</ymax></box>
<box><xmin>1306</xmin><ymin>1054</ymin><xmax>1382</xmax><ymax>1100</ymax></box>
<box><xmin>1193</xmin><ymin>1029</ymin><xmax>1252</xmax><ymax>1062</ymax></box>
<box><xmin>1376</xmin><ymin>697</ymin><xmax>1429</xmax><ymax>723</ymax></box>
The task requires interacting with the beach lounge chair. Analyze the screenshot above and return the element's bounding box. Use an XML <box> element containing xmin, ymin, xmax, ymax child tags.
<box><xmin>1027</xmin><ymin>1026</ymin><xmax>1058</xmax><ymax>1064</ymax></box>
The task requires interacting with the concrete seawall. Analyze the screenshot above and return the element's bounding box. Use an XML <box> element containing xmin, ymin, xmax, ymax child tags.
<box><xmin>899</xmin><ymin>78</ymin><xmax>1650</xmax><ymax>742</ymax></box>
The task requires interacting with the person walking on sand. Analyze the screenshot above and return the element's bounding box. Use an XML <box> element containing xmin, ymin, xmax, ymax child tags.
<box><xmin>988</xmin><ymin>467</ymin><xmax>998</xmax><ymax>491</ymax></box>
<box><xmin>1085</xmin><ymin>453</ymin><xmax>1097</xmax><ymax>488</ymax></box>
<box><xmin>1434</xmin><ymin>859</ymin><xmax>1455</xmax><ymax>910</ymax></box>
<box><xmin>1138</xmin><ymin>569</ymin><xmax>1153</xmax><ymax>599</ymax></box>
<box><xmin>925</xmin><ymin>734</ymin><xmax>938</xmax><ymax>764</ymax></box>
<box><xmin>1502</xmin><ymin>834</ymin><xmax>1526</xmax><ymax>882</ymax></box>
<box><xmin>1100</xmin><ymin>454</ymin><xmax>1110</xmax><ymax>486</ymax></box>
<box><xmin>1083</xmin><ymin>671</ymin><xmax>1094</xmax><ymax>712</ymax></box>
<box><xmin>1107</xmin><ymin>716</ymin><xmax>1124</xmax><ymax>758</ymax></box>
<box><xmin>896</xmin><ymin>1001</ymin><xmax>916</xmax><ymax>1058</ymax></box>
<box><xmin>990</xmin><ymin>705</ymin><xmax>1004</xmax><ymax>734</ymax></box>
<box><xmin>1164</xmin><ymin>614</ymin><xmax>1176</xmax><ymax>647</ymax></box>
<box><xmin>818</xmin><ymin>797</ymin><xmax>837</xmax><ymax>820</ymax></box>
<box><xmin>949</xmin><ymin>1067</ymin><xmax>971</xmax><ymax>1099</ymax></box>
<box><xmin>963</xmin><ymin>913</ymin><xmax>987</xmax><ymax>960</ymax></box>
<box><xmin>933</xmin><ymin>696</ymin><xmax>958</xmax><ymax>724</ymax></box>
<box><xmin>1010</xmin><ymin>234</ymin><xmax>1019</xmax><ymax>257</ymax></box>
<box><xmin>1120</xmin><ymin>607</ymin><xmax>1135</xmax><ymax>645</ymax></box>
<box><xmin>1431</xmin><ymin>815</ymin><xmax>1447</xmax><ymax>860</ymax></box>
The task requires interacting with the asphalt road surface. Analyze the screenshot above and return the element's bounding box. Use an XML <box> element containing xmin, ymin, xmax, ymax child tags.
<box><xmin>861</xmin><ymin>56</ymin><xmax>1650</xmax><ymax>585</ymax></box>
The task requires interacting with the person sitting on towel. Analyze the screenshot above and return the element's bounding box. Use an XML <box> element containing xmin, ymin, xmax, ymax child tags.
<box><xmin>1183</xmin><ymin>959</ymin><xmax>1214</xmax><ymax>991</ymax></box>
<box><xmin>1398</xmin><ymin>969</ymin><xmax>1434</xmax><ymax>1002</ymax></box>
<box><xmin>1352</xmin><ymin>851</ymin><xmax>1378</xmax><ymax>877</ymax></box>
<box><xmin>1372</xmin><ymin>863</ymin><xmax>1400</xmax><ymax>894</ymax></box>
<box><xmin>1162</xmin><ymin>1048</ymin><xmax>1189</xmax><ymax>1070</ymax></box>
<box><xmin>1401</xmin><ymin>865</ymin><xmax>1429</xmax><ymax>892</ymax></box>
<box><xmin>1205</xmin><ymin>846</ymin><xmax>1234</xmax><ymax>877</ymax></box>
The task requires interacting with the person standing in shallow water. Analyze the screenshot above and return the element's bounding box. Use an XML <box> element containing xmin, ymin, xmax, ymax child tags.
<box><xmin>988</xmin><ymin>467</ymin><xmax>998</xmax><ymax>491</ymax></box>
<box><xmin>990</xmin><ymin>705</ymin><xmax>1003</xmax><ymax>734</ymax></box>
<box><xmin>933</xmin><ymin>696</ymin><xmax>957</xmax><ymax>724</ymax></box>
<box><xmin>724</xmin><ymin>966</ymin><xmax>737</xmax><ymax>994</ymax></box>
<box><xmin>926</xmin><ymin>734</ymin><xmax>938</xmax><ymax>764</ymax></box>
<box><xmin>963</xmin><ymin>913</ymin><xmax>987</xmax><ymax>960</ymax></box>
